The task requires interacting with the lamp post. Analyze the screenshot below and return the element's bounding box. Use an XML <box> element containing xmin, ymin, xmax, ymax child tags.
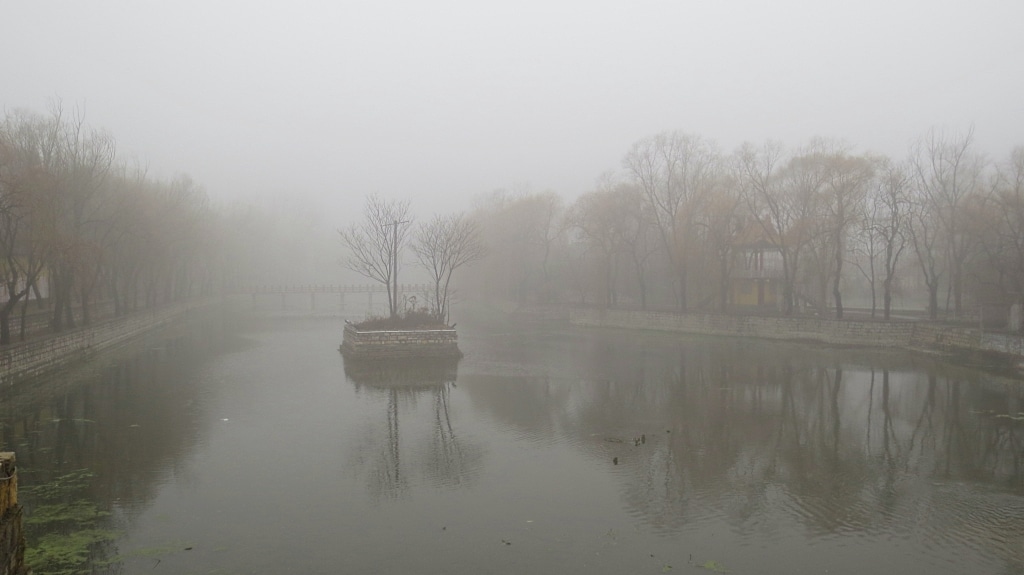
<box><xmin>384</xmin><ymin>219</ymin><xmax>410</xmax><ymax>318</ymax></box>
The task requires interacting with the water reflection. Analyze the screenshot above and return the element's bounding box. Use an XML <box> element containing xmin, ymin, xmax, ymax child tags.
<box><xmin>344</xmin><ymin>357</ymin><xmax>482</xmax><ymax>499</ymax></box>
<box><xmin>461</xmin><ymin>329</ymin><xmax>1024</xmax><ymax>571</ymax></box>
<box><xmin>0</xmin><ymin>312</ymin><xmax>245</xmax><ymax>573</ymax></box>
<box><xmin>2</xmin><ymin>315</ymin><xmax>1023</xmax><ymax>574</ymax></box>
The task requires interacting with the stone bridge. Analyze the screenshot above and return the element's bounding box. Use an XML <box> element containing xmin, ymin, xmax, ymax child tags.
<box><xmin>239</xmin><ymin>284</ymin><xmax>433</xmax><ymax>313</ymax></box>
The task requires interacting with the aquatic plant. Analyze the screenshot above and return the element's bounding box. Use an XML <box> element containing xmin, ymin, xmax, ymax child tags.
<box><xmin>21</xmin><ymin>469</ymin><xmax>120</xmax><ymax>575</ymax></box>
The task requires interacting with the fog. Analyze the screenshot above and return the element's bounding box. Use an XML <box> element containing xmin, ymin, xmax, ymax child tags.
<box><xmin>3</xmin><ymin>0</ymin><xmax>1022</xmax><ymax>218</ymax></box>
<box><xmin>2</xmin><ymin>1</ymin><xmax>1024</xmax><ymax>310</ymax></box>
<box><xmin>5</xmin><ymin>6</ymin><xmax>1024</xmax><ymax>570</ymax></box>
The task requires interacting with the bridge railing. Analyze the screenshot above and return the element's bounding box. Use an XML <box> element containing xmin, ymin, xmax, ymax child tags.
<box><xmin>239</xmin><ymin>284</ymin><xmax>433</xmax><ymax>295</ymax></box>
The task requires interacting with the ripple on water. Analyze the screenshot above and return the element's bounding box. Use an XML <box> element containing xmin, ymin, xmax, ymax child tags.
<box><xmin>920</xmin><ymin>483</ymin><xmax>1024</xmax><ymax>567</ymax></box>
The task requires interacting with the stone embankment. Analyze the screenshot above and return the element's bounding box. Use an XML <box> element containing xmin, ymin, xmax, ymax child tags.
<box><xmin>0</xmin><ymin>299</ymin><xmax>215</xmax><ymax>387</ymax></box>
<box><xmin>569</xmin><ymin>308</ymin><xmax>1024</xmax><ymax>367</ymax></box>
<box><xmin>340</xmin><ymin>324</ymin><xmax>462</xmax><ymax>359</ymax></box>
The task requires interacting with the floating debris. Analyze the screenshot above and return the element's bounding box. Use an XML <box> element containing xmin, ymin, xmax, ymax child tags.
<box><xmin>994</xmin><ymin>413</ymin><xmax>1024</xmax><ymax>421</ymax></box>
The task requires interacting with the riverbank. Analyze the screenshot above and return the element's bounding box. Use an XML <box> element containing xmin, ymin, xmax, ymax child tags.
<box><xmin>569</xmin><ymin>307</ymin><xmax>1024</xmax><ymax>372</ymax></box>
<box><xmin>0</xmin><ymin>297</ymin><xmax>221</xmax><ymax>387</ymax></box>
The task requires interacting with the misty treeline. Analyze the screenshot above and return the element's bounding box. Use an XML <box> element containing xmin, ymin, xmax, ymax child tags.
<box><xmin>0</xmin><ymin>106</ymin><xmax>251</xmax><ymax>345</ymax></box>
<box><xmin>462</xmin><ymin>129</ymin><xmax>1024</xmax><ymax>323</ymax></box>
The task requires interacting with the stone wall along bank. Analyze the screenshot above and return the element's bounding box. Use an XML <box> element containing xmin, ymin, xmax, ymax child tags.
<box><xmin>569</xmin><ymin>308</ymin><xmax>1024</xmax><ymax>364</ymax></box>
<box><xmin>340</xmin><ymin>324</ymin><xmax>462</xmax><ymax>359</ymax></box>
<box><xmin>0</xmin><ymin>299</ymin><xmax>214</xmax><ymax>387</ymax></box>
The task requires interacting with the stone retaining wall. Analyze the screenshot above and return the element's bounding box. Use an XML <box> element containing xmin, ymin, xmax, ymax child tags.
<box><xmin>340</xmin><ymin>324</ymin><xmax>462</xmax><ymax>359</ymax></box>
<box><xmin>7</xmin><ymin>300</ymin><xmax>117</xmax><ymax>341</ymax></box>
<box><xmin>569</xmin><ymin>308</ymin><xmax>1024</xmax><ymax>364</ymax></box>
<box><xmin>0</xmin><ymin>299</ymin><xmax>214</xmax><ymax>387</ymax></box>
<box><xmin>569</xmin><ymin>308</ymin><xmax>916</xmax><ymax>346</ymax></box>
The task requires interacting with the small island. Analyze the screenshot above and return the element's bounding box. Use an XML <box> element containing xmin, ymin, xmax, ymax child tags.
<box><xmin>337</xmin><ymin>194</ymin><xmax>482</xmax><ymax>361</ymax></box>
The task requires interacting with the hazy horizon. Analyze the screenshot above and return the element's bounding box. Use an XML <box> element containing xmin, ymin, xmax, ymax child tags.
<box><xmin>3</xmin><ymin>0</ymin><xmax>1022</xmax><ymax>220</ymax></box>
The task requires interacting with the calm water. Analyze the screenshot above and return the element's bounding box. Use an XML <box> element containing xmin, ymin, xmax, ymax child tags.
<box><xmin>3</xmin><ymin>311</ymin><xmax>1024</xmax><ymax>574</ymax></box>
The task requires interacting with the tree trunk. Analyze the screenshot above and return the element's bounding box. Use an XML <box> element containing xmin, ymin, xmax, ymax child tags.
<box><xmin>19</xmin><ymin>297</ymin><xmax>29</xmax><ymax>341</ymax></box>
<box><xmin>718</xmin><ymin>255</ymin><xmax>729</xmax><ymax>312</ymax></box>
<box><xmin>112</xmin><ymin>277</ymin><xmax>122</xmax><ymax>317</ymax></box>
<box><xmin>51</xmin><ymin>270</ymin><xmax>65</xmax><ymax>330</ymax></box>
<box><xmin>883</xmin><ymin>278</ymin><xmax>892</xmax><ymax>320</ymax></box>
<box><xmin>678</xmin><ymin>266</ymin><xmax>688</xmax><ymax>311</ymax></box>
<box><xmin>782</xmin><ymin>282</ymin><xmax>793</xmax><ymax>315</ymax></box>
<box><xmin>62</xmin><ymin>293</ymin><xmax>75</xmax><ymax>328</ymax></box>
<box><xmin>953</xmin><ymin>271</ymin><xmax>963</xmax><ymax>318</ymax></box>
<box><xmin>51</xmin><ymin>267</ymin><xmax>77</xmax><ymax>332</ymax></box>
<box><xmin>605</xmin><ymin>256</ymin><xmax>614</xmax><ymax>308</ymax></box>
<box><xmin>833</xmin><ymin>241</ymin><xmax>844</xmax><ymax>320</ymax></box>
<box><xmin>31</xmin><ymin>281</ymin><xmax>43</xmax><ymax>309</ymax></box>
<box><xmin>928</xmin><ymin>283</ymin><xmax>939</xmax><ymax>320</ymax></box>
<box><xmin>80</xmin><ymin>285</ymin><xmax>91</xmax><ymax>325</ymax></box>
<box><xmin>781</xmin><ymin>253</ymin><xmax>795</xmax><ymax>315</ymax></box>
<box><xmin>0</xmin><ymin>306</ymin><xmax>12</xmax><ymax>346</ymax></box>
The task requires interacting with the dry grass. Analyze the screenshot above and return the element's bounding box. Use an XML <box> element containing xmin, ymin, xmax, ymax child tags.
<box><xmin>354</xmin><ymin>310</ymin><xmax>449</xmax><ymax>330</ymax></box>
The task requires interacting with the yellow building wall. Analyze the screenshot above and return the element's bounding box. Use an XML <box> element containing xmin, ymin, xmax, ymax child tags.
<box><xmin>731</xmin><ymin>280</ymin><xmax>779</xmax><ymax>307</ymax></box>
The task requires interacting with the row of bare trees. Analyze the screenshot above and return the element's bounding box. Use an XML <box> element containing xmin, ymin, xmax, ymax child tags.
<box><xmin>0</xmin><ymin>106</ymin><xmax>221</xmax><ymax>344</ymax></box>
<box><xmin>462</xmin><ymin>129</ymin><xmax>1024</xmax><ymax>323</ymax></box>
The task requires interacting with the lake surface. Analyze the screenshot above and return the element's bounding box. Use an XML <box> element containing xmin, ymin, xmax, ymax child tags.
<box><xmin>3</xmin><ymin>311</ymin><xmax>1024</xmax><ymax>574</ymax></box>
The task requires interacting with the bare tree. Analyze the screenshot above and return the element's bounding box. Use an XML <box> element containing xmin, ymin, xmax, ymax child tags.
<box><xmin>820</xmin><ymin>144</ymin><xmax>874</xmax><ymax>318</ymax></box>
<box><xmin>620</xmin><ymin>184</ymin><xmax>659</xmax><ymax>310</ymax></box>
<box><xmin>968</xmin><ymin>147</ymin><xmax>1024</xmax><ymax>325</ymax></box>
<box><xmin>0</xmin><ymin>111</ymin><xmax>54</xmax><ymax>343</ymax></box>
<box><xmin>624</xmin><ymin>131</ymin><xmax>720</xmax><ymax>310</ymax></box>
<box><xmin>868</xmin><ymin>158</ymin><xmax>913</xmax><ymax>319</ymax></box>
<box><xmin>989</xmin><ymin>148</ymin><xmax>1024</xmax><ymax>297</ymax></box>
<box><xmin>467</xmin><ymin>189</ymin><xmax>567</xmax><ymax>305</ymax></box>
<box><xmin>909</xmin><ymin>191</ymin><xmax>945</xmax><ymax>320</ymax></box>
<box><xmin>568</xmin><ymin>176</ymin><xmax>633</xmax><ymax>307</ymax></box>
<box><xmin>850</xmin><ymin>202</ymin><xmax>882</xmax><ymax>317</ymax></box>
<box><xmin>697</xmin><ymin>168</ymin><xmax>743</xmax><ymax>312</ymax></box>
<box><xmin>738</xmin><ymin>141</ymin><xmax>827</xmax><ymax>315</ymax></box>
<box><xmin>412</xmin><ymin>212</ymin><xmax>484</xmax><ymax>323</ymax></box>
<box><xmin>45</xmin><ymin>104</ymin><xmax>116</xmax><ymax>330</ymax></box>
<box><xmin>525</xmin><ymin>191</ymin><xmax>566</xmax><ymax>303</ymax></box>
<box><xmin>339</xmin><ymin>194</ymin><xmax>412</xmax><ymax>318</ymax></box>
<box><xmin>910</xmin><ymin>127</ymin><xmax>985</xmax><ymax>317</ymax></box>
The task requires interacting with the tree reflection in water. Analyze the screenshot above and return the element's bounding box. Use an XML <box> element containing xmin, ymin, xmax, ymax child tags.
<box><xmin>344</xmin><ymin>357</ymin><xmax>482</xmax><ymax>499</ymax></box>
<box><xmin>0</xmin><ymin>316</ymin><xmax>240</xmax><ymax>574</ymax></box>
<box><xmin>461</xmin><ymin>330</ymin><xmax>1024</xmax><ymax>568</ymax></box>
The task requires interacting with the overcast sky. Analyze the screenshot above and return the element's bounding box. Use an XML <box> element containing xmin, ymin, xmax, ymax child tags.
<box><xmin>2</xmin><ymin>0</ymin><xmax>1022</xmax><ymax>220</ymax></box>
